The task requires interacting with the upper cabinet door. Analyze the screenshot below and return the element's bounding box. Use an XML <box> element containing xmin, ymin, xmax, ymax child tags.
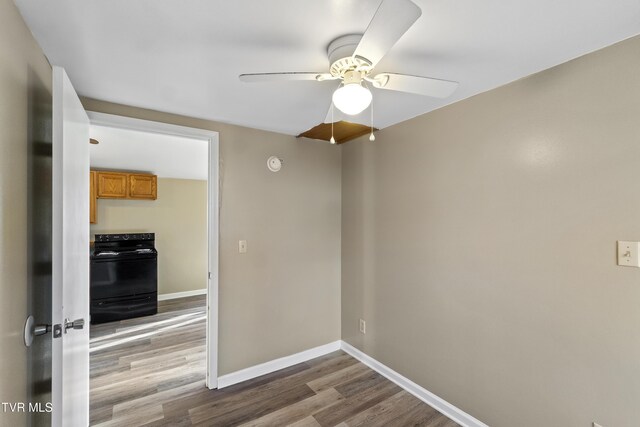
<box><xmin>129</xmin><ymin>174</ymin><xmax>157</xmax><ymax>200</ymax></box>
<box><xmin>96</xmin><ymin>171</ymin><xmax>128</xmax><ymax>198</ymax></box>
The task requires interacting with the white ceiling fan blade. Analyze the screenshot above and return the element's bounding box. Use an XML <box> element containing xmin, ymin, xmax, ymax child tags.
<box><xmin>239</xmin><ymin>72</ymin><xmax>335</xmax><ymax>83</ymax></box>
<box><xmin>370</xmin><ymin>73</ymin><xmax>459</xmax><ymax>98</ymax></box>
<box><xmin>352</xmin><ymin>0</ymin><xmax>422</xmax><ymax>68</ymax></box>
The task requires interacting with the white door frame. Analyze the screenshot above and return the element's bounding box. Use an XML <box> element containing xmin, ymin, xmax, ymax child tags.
<box><xmin>86</xmin><ymin>111</ymin><xmax>220</xmax><ymax>388</ymax></box>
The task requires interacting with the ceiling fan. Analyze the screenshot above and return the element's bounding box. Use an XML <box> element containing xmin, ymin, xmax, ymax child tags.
<box><xmin>239</xmin><ymin>0</ymin><xmax>459</xmax><ymax>127</ymax></box>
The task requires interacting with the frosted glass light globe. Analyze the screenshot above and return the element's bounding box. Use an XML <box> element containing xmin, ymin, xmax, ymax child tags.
<box><xmin>332</xmin><ymin>83</ymin><xmax>372</xmax><ymax>115</ymax></box>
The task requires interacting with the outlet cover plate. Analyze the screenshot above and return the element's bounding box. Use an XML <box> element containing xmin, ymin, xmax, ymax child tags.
<box><xmin>359</xmin><ymin>319</ymin><xmax>366</xmax><ymax>334</ymax></box>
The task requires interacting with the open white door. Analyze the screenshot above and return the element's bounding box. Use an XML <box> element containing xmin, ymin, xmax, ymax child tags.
<box><xmin>52</xmin><ymin>66</ymin><xmax>90</xmax><ymax>427</ymax></box>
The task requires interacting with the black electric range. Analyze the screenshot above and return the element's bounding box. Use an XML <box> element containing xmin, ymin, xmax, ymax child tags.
<box><xmin>90</xmin><ymin>233</ymin><xmax>158</xmax><ymax>324</ymax></box>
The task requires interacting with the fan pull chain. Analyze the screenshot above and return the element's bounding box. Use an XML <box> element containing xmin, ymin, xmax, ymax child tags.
<box><xmin>369</xmin><ymin>98</ymin><xmax>376</xmax><ymax>141</ymax></box>
<box><xmin>330</xmin><ymin>103</ymin><xmax>336</xmax><ymax>144</ymax></box>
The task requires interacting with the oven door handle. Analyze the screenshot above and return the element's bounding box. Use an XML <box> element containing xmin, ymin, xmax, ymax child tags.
<box><xmin>95</xmin><ymin>295</ymin><xmax>154</xmax><ymax>306</ymax></box>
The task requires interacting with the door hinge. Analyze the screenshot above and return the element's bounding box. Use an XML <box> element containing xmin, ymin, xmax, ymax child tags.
<box><xmin>208</xmin><ymin>272</ymin><xmax>212</xmax><ymax>279</ymax></box>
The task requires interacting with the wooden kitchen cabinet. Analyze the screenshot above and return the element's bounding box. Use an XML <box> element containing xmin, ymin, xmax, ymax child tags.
<box><xmin>91</xmin><ymin>170</ymin><xmax>158</xmax><ymax>222</ymax></box>
<box><xmin>129</xmin><ymin>174</ymin><xmax>157</xmax><ymax>200</ymax></box>
<box><xmin>90</xmin><ymin>171</ymin><xmax>97</xmax><ymax>223</ymax></box>
<box><xmin>96</xmin><ymin>171</ymin><xmax>128</xmax><ymax>198</ymax></box>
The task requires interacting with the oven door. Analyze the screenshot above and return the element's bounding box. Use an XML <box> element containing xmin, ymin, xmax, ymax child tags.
<box><xmin>90</xmin><ymin>255</ymin><xmax>157</xmax><ymax>300</ymax></box>
<box><xmin>90</xmin><ymin>293</ymin><xmax>157</xmax><ymax>324</ymax></box>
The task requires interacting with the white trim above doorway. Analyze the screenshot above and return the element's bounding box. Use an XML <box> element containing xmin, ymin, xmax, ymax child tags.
<box><xmin>86</xmin><ymin>111</ymin><xmax>220</xmax><ymax>389</ymax></box>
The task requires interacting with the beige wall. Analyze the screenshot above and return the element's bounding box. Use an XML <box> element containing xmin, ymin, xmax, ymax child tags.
<box><xmin>0</xmin><ymin>0</ymin><xmax>52</xmax><ymax>425</ymax></box>
<box><xmin>341</xmin><ymin>35</ymin><xmax>640</xmax><ymax>427</ymax></box>
<box><xmin>91</xmin><ymin>178</ymin><xmax>208</xmax><ymax>296</ymax></box>
<box><xmin>82</xmin><ymin>98</ymin><xmax>342</xmax><ymax>375</ymax></box>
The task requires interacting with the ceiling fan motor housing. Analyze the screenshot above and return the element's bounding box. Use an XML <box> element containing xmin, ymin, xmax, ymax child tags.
<box><xmin>327</xmin><ymin>34</ymin><xmax>372</xmax><ymax>78</ymax></box>
<box><xmin>342</xmin><ymin>70</ymin><xmax>365</xmax><ymax>85</ymax></box>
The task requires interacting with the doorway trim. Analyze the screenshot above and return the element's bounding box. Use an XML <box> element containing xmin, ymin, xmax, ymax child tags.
<box><xmin>86</xmin><ymin>111</ymin><xmax>219</xmax><ymax>389</ymax></box>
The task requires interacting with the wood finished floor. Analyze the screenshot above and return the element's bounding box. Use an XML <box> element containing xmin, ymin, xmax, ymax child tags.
<box><xmin>90</xmin><ymin>295</ymin><xmax>459</xmax><ymax>427</ymax></box>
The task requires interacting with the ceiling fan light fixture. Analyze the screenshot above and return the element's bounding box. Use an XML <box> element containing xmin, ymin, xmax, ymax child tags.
<box><xmin>332</xmin><ymin>82</ymin><xmax>372</xmax><ymax>116</ymax></box>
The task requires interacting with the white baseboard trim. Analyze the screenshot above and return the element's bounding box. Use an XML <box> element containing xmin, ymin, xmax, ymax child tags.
<box><xmin>217</xmin><ymin>341</ymin><xmax>342</xmax><ymax>389</ymax></box>
<box><xmin>340</xmin><ymin>341</ymin><xmax>489</xmax><ymax>427</ymax></box>
<box><xmin>158</xmin><ymin>289</ymin><xmax>207</xmax><ymax>301</ymax></box>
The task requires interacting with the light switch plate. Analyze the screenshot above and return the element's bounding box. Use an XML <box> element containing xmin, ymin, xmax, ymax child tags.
<box><xmin>239</xmin><ymin>240</ymin><xmax>247</xmax><ymax>254</ymax></box>
<box><xmin>617</xmin><ymin>241</ymin><xmax>640</xmax><ymax>267</ymax></box>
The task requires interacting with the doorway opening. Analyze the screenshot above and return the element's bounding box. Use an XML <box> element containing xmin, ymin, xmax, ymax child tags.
<box><xmin>85</xmin><ymin>112</ymin><xmax>219</xmax><ymax>423</ymax></box>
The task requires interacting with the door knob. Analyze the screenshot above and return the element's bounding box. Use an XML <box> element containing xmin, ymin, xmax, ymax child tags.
<box><xmin>33</xmin><ymin>324</ymin><xmax>51</xmax><ymax>336</ymax></box>
<box><xmin>24</xmin><ymin>315</ymin><xmax>62</xmax><ymax>347</ymax></box>
<box><xmin>64</xmin><ymin>318</ymin><xmax>85</xmax><ymax>333</ymax></box>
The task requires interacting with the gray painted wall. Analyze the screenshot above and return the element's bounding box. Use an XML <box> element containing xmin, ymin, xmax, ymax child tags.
<box><xmin>0</xmin><ymin>0</ymin><xmax>53</xmax><ymax>425</ymax></box>
<box><xmin>341</xmin><ymin>35</ymin><xmax>640</xmax><ymax>427</ymax></box>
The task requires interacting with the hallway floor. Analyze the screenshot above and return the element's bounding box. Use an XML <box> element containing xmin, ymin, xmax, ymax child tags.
<box><xmin>89</xmin><ymin>295</ymin><xmax>458</xmax><ymax>426</ymax></box>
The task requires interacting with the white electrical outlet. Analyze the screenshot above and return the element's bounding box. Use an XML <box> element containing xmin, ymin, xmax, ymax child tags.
<box><xmin>617</xmin><ymin>241</ymin><xmax>639</xmax><ymax>267</ymax></box>
<box><xmin>359</xmin><ymin>319</ymin><xmax>366</xmax><ymax>334</ymax></box>
<box><xmin>238</xmin><ymin>240</ymin><xmax>247</xmax><ymax>254</ymax></box>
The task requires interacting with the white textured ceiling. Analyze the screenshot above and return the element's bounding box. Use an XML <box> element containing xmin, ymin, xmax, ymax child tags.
<box><xmin>90</xmin><ymin>125</ymin><xmax>208</xmax><ymax>180</ymax></box>
<box><xmin>15</xmin><ymin>0</ymin><xmax>640</xmax><ymax>135</ymax></box>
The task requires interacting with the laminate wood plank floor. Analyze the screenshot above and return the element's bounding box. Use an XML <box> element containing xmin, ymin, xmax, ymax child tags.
<box><xmin>90</xmin><ymin>295</ymin><xmax>459</xmax><ymax>427</ymax></box>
